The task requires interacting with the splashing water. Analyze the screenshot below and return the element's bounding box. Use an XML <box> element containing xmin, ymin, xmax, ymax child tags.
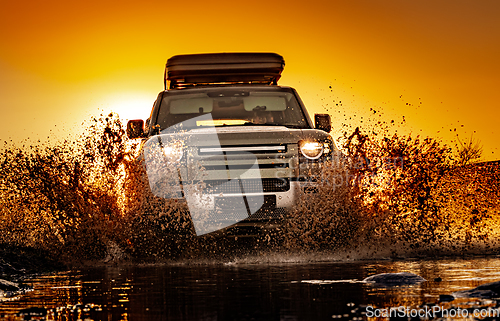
<box><xmin>284</xmin><ymin>127</ymin><xmax>500</xmax><ymax>257</ymax></box>
<box><xmin>0</xmin><ymin>113</ymin><xmax>499</xmax><ymax>265</ymax></box>
<box><xmin>0</xmin><ymin>114</ymin><xmax>141</xmax><ymax>262</ymax></box>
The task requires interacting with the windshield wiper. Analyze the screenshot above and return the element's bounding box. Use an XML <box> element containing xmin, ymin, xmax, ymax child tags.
<box><xmin>243</xmin><ymin>122</ymin><xmax>284</xmax><ymax>126</ymax></box>
<box><xmin>243</xmin><ymin>122</ymin><xmax>305</xmax><ymax>129</ymax></box>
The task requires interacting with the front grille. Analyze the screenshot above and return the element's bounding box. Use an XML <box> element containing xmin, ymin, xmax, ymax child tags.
<box><xmin>246</xmin><ymin>207</ymin><xmax>287</xmax><ymax>221</ymax></box>
<box><xmin>204</xmin><ymin>178</ymin><xmax>289</xmax><ymax>194</ymax></box>
<box><xmin>202</xmin><ymin>163</ymin><xmax>288</xmax><ymax>171</ymax></box>
<box><xmin>206</xmin><ymin>207</ymin><xmax>287</xmax><ymax>224</ymax></box>
<box><xmin>207</xmin><ymin>205</ymin><xmax>286</xmax><ymax>222</ymax></box>
<box><xmin>199</xmin><ymin>145</ymin><xmax>287</xmax><ymax>155</ymax></box>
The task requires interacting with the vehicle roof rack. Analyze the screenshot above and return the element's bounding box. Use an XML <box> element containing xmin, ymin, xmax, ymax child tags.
<box><xmin>165</xmin><ymin>53</ymin><xmax>285</xmax><ymax>90</ymax></box>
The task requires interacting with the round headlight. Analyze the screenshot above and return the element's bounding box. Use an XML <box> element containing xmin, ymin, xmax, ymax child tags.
<box><xmin>162</xmin><ymin>141</ymin><xmax>184</xmax><ymax>163</ymax></box>
<box><xmin>299</xmin><ymin>141</ymin><xmax>324</xmax><ymax>159</ymax></box>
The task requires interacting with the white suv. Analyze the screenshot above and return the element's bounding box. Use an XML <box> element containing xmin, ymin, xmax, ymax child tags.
<box><xmin>127</xmin><ymin>53</ymin><xmax>339</xmax><ymax>236</ymax></box>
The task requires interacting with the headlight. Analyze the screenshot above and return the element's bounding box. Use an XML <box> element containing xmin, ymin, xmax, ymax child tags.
<box><xmin>162</xmin><ymin>141</ymin><xmax>184</xmax><ymax>163</ymax></box>
<box><xmin>299</xmin><ymin>141</ymin><xmax>324</xmax><ymax>159</ymax></box>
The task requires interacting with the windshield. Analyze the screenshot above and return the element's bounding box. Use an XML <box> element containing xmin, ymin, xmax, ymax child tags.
<box><xmin>154</xmin><ymin>88</ymin><xmax>309</xmax><ymax>132</ymax></box>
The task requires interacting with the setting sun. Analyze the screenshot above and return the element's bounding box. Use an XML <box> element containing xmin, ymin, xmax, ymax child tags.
<box><xmin>99</xmin><ymin>92</ymin><xmax>154</xmax><ymax>122</ymax></box>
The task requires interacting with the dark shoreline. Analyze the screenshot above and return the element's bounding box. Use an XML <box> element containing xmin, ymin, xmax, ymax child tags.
<box><xmin>0</xmin><ymin>244</ymin><xmax>66</xmax><ymax>279</ymax></box>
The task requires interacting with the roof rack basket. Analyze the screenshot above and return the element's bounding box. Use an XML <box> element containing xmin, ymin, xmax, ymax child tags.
<box><xmin>165</xmin><ymin>53</ymin><xmax>285</xmax><ymax>90</ymax></box>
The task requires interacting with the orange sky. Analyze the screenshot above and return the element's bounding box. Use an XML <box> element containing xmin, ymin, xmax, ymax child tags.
<box><xmin>1</xmin><ymin>0</ymin><xmax>499</xmax><ymax>160</ymax></box>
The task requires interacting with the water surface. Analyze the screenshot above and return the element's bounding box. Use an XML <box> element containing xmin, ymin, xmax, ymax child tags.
<box><xmin>2</xmin><ymin>256</ymin><xmax>500</xmax><ymax>320</ymax></box>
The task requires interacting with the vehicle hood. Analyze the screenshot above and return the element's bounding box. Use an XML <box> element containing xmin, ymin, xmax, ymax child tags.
<box><xmin>154</xmin><ymin>125</ymin><xmax>331</xmax><ymax>146</ymax></box>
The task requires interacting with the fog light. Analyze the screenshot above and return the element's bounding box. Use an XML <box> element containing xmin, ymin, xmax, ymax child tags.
<box><xmin>299</xmin><ymin>141</ymin><xmax>324</xmax><ymax>159</ymax></box>
<box><xmin>162</xmin><ymin>141</ymin><xmax>184</xmax><ymax>163</ymax></box>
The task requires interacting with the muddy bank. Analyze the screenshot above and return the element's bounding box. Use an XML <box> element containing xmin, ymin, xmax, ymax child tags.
<box><xmin>0</xmin><ymin>244</ymin><xmax>66</xmax><ymax>277</ymax></box>
<box><xmin>0</xmin><ymin>244</ymin><xmax>66</xmax><ymax>301</ymax></box>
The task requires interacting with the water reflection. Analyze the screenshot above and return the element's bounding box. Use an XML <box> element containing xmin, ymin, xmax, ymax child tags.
<box><xmin>2</xmin><ymin>257</ymin><xmax>500</xmax><ymax>320</ymax></box>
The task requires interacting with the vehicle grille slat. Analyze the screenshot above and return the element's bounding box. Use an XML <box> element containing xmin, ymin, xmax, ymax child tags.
<box><xmin>199</xmin><ymin>144</ymin><xmax>287</xmax><ymax>155</ymax></box>
<box><xmin>204</xmin><ymin>178</ymin><xmax>289</xmax><ymax>193</ymax></box>
<box><xmin>202</xmin><ymin>163</ymin><xmax>288</xmax><ymax>171</ymax></box>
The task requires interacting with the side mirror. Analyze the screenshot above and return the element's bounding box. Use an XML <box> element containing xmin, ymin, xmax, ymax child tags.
<box><xmin>127</xmin><ymin>119</ymin><xmax>145</xmax><ymax>139</ymax></box>
<box><xmin>315</xmin><ymin>114</ymin><xmax>331</xmax><ymax>133</ymax></box>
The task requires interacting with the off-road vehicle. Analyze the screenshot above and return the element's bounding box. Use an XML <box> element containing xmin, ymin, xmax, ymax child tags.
<box><xmin>127</xmin><ymin>53</ymin><xmax>340</xmax><ymax>236</ymax></box>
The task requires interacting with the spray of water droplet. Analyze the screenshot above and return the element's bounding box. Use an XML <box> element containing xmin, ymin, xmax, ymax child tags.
<box><xmin>0</xmin><ymin>113</ymin><xmax>498</xmax><ymax>265</ymax></box>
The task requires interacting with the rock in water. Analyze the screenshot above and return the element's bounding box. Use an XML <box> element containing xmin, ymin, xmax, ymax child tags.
<box><xmin>439</xmin><ymin>294</ymin><xmax>455</xmax><ymax>302</ymax></box>
<box><xmin>0</xmin><ymin>279</ymin><xmax>21</xmax><ymax>299</ymax></box>
<box><xmin>453</xmin><ymin>280</ymin><xmax>500</xmax><ymax>299</ymax></box>
<box><xmin>0</xmin><ymin>279</ymin><xmax>20</xmax><ymax>292</ymax></box>
<box><xmin>363</xmin><ymin>272</ymin><xmax>426</xmax><ymax>286</ymax></box>
<box><xmin>0</xmin><ymin>279</ymin><xmax>33</xmax><ymax>300</ymax></box>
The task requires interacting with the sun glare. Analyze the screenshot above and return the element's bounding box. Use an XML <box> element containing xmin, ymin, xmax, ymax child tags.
<box><xmin>101</xmin><ymin>92</ymin><xmax>154</xmax><ymax>123</ymax></box>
